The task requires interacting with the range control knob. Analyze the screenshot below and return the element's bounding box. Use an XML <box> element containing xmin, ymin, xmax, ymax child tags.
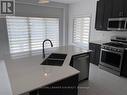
<box><xmin>110</xmin><ymin>48</ymin><xmax>112</xmax><ymax>50</ymax></box>
<box><xmin>113</xmin><ymin>48</ymin><xmax>116</xmax><ymax>51</ymax></box>
<box><xmin>117</xmin><ymin>49</ymin><xmax>120</xmax><ymax>52</ymax></box>
<box><xmin>102</xmin><ymin>46</ymin><xmax>105</xmax><ymax>49</ymax></box>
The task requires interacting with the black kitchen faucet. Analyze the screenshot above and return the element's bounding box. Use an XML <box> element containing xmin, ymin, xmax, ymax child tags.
<box><xmin>42</xmin><ymin>39</ymin><xmax>53</xmax><ymax>58</ymax></box>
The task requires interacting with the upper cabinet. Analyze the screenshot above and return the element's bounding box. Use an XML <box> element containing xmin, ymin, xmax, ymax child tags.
<box><xmin>95</xmin><ymin>0</ymin><xmax>105</xmax><ymax>30</ymax></box>
<box><xmin>103</xmin><ymin>0</ymin><xmax>113</xmax><ymax>30</ymax></box>
<box><xmin>112</xmin><ymin>0</ymin><xmax>124</xmax><ymax>18</ymax></box>
<box><xmin>95</xmin><ymin>0</ymin><xmax>127</xmax><ymax>31</ymax></box>
<box><xmin>95</xmin><ymin>0</ymin><xmax>113</xmax><ymax>30</ymax></box>
<box><xmin>123</xmin><ymin>0</ymin><xmax>127</xmax><ymax>17</ymax></box>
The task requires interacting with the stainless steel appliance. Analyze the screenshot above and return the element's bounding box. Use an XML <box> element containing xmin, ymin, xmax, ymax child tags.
<box><xmin>71</xmin><ymin>54</ymin><xmax>90</xmax><ymax>81</ymax></box>
<box><xmin>99</xmin><ymin>36</ymin><xmax>127</xmax><ymax>76</ymax></box>
<box><xmin>107</xmin><ymin>18</ymin><xmax>127</xmax><ymax>31</ymax></box>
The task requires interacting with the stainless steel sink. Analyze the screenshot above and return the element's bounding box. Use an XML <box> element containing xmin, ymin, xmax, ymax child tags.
<box><xmin>41</xmin><ymin>53</ymin><xmax>67</xmax><ymax>66</ymax></box>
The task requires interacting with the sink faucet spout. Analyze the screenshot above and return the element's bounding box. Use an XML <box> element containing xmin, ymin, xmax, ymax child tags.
<box><xmin>42</xmin><ymin>39</ymin><xmax>53</xmax><ymax>58</ymax></box>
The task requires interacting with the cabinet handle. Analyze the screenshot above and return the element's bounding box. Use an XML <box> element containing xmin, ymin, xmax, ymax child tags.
<box><xmin>119</xmin><ymin>12</ymin><xmax>122</xmax><ymax>16</ymax></box>
<box><xmin>119</xmin><ymin>12</ymin><xmax>123</xmax><ymax>17</ymax></box>
<box><xmin>122</xmin><ymin>12</ymin><xmax>124</xmax><ymax>16</ymax></box>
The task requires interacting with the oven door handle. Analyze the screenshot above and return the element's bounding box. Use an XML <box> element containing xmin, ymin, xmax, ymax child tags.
<box><xmin>101</xmin><ymin>49</ymin><xmax>123</xmax><ymax>55</ymax></box>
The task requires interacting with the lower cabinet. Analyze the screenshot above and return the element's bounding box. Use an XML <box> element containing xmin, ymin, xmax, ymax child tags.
<box><xmin>29</xmin><ymin>74</ymin><xmax>78</xmax><ymax>95</ymax></box>
<box><xmin>89</xmin><ymin>43</ymin><xmax>101</xmax><ymax>66</ymax></box>
<box><xmin>121</xmin><ymin>50</ymin><xmax>127</xmax><ymax>77</ymax></box>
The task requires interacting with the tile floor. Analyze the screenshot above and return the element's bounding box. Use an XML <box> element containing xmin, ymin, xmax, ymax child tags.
<box><xmin>78</xmin><ymin>64</ymin><xmax>127</xmax><ymax>95</ymax></box>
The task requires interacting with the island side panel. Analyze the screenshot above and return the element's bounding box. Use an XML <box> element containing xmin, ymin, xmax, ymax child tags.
<box><xmin>29</xmin><ymin>74</ymin><xmax>79</xmax><ymax>95</ymax></box>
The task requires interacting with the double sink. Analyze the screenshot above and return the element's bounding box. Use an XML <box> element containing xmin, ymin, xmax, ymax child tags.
<box><xmin>41</xmin><ymin>53</ymin><xmax>67</xmax><ymax>66</ymax></box>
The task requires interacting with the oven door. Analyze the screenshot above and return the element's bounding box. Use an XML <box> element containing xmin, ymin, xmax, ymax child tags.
<box><xmin>100</xmin><ymin>49</ymin><xmax>123</xmax><ymax>71</ymax></box>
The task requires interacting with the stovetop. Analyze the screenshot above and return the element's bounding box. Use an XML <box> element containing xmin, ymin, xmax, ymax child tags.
<box><xmin>103</xmin><ymin>42</ymin><xmax>127</xmax><ymax>48</ymax></box>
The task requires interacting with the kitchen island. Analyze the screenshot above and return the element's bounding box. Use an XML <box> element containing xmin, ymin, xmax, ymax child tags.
<box><xmin>0</xmin><ymin>45</ymin><xmax>91</xmax><ymax>95</ymax></box>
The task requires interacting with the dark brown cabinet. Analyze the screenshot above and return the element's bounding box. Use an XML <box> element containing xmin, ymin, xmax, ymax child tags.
<box><xmin>89</xmin><ymin>43</ymin><xmax>101</xmax><ymax>66</ymax></box>
<box><xmin>112</xmin><ymin>0</ymin><xmax>127</xmax><ymax>17</ymax></box>
<box><xmin>95</xmin><ymin>0</ymin><xmax>105</xmax><ymax>30</ymax></box>
<box><xmin>121</xmin><ymin>50</ymin><xmax>127</xmax><ymax>77</ymax></box>
<box><xmin>95</xmin><ymin>0</ymin><xmax>127</xmax><ymax>30</ymax></box>
<box><xmin>95</xmin><ymin>0</ymin><xmax>113</xmax><ymax>30</ymax></box>
<box><xmin>112</xmin><ymin>0</ymin><xmax>124</xmax><ymax>18</ymax></box>
<box><xmin>103</xmin><ymin>0</ymin><xmax>113</xmax><ymax>30</ymax></box>
<box><xmin>123</xmin><ymin>0</ymin><xmax>127</xmax><ymax>17</ymax></box>
<box><xmin>30</xmin><ymin>74</ymin><xmax>78</xmax><ymax>95</ymax></box>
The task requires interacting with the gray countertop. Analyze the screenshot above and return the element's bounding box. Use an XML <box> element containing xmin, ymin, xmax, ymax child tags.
<box><xmin>0</xmin><ymin>45</ymin><xmax>91</xmax><ymax>95</ymax></box>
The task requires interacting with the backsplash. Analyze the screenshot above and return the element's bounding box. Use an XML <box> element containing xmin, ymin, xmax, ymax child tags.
<box><xmin>90</xmin><ymin>31</ymin><xmax>127</xmax><ymax>42</ymax></box>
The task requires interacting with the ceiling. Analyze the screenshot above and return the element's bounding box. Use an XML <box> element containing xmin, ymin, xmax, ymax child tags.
<box><xmin>16</xmin><ymin>0</ymin><xmax>82</xmax><ymax>4</ymax></box>
<box><xmin>51</xmin><ymin>0</ymin><xmax>81</xmax><ymax>4</ymax></box>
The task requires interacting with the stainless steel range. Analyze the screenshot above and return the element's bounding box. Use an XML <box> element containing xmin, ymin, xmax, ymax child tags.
<box><xmin>99</xmin><ymin>36</ymin><xmax>127</xmax><ymax>76</ymax></box>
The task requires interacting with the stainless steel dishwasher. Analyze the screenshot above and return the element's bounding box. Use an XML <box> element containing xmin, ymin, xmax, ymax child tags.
<box><xmin>71</xmin><ymin>54</ymin><xmax>90</xmax><ymax>81</ymax></box>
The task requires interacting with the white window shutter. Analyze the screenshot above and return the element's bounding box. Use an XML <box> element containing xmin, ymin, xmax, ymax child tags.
<box><xmin>6</xmin><ymin>16</ymin><xmax>30</xmax><ymax>54</ymax></box>
<box><xmin>73</xmin><ymin>17</ymin><xmax>90</xmax><ymax>47</ymax></box>
<box><xmin>6</xmin><ymin>16</ymin><xmax>59</xmax><ymax>56</ymax></box>
<box><xmin>45</xmin><ymin>18</ymin><xmax>59</xmax><ymax>48</ymax></box>
<box><xmin>29</xmin><ymin>17</ymin><xmax>46</xmax><ymax>51</ymax></box>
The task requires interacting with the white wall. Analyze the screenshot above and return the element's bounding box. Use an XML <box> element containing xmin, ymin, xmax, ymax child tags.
<box><xmin>0</xmin><ymin>1</ymin><xmax>69</xmax><ymax>59</ymax></box>
<box><xmin>0</xmin><ymin>18</ymin><xmax>9</xmax><ymax>59</ymax></box>
<box><xmin>68</xmin><ymin>0</ymin><xmax>127</xmax><ymax>45</ymax></box>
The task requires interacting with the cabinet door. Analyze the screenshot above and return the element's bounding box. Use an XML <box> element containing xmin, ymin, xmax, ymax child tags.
<box><xmin>112</xmin><ymin>0</ymin><xmax>124</xmax><ymax>18</ymax></box>
<box><xmin>121</xmin><ymin>50</ymin><xmax>127</xmax><ymax>76</ymax></box>
<box><xmin>103</xmin><ymin>0</ymin><xmax>113</xmax><ymax>30</ymax></box>
<box><xmin>89</xmin><ymin>43</ymin><xmax>101</xmax><ymax>65</ymax></box>
<box><xmin>95</xmin><ymin>0</ymin><xmax>105</xmax><ymax>30</ymax></box>
<box><xmin>39</xmin><ymin>75</ymin><xmax>78</xmax><ymax>95</ymax></box>
<box><xmin>123</xmin><ymin>0</ymin><xmax>127</xmax><ymax>17</ymax></box>
<box><xmin>30</xmin><ymin>75</ymin><xmax>78</xmax><ymax>95</ymax></box>
<box><xmin>95</xmin><ymin>44</ymin><xmax>101</xmax><ymax>65</ymax></box>
<box><xmin>89</xmin><ymin>43</ymin><xmax>96</xmax><ymax>64</ymax></box>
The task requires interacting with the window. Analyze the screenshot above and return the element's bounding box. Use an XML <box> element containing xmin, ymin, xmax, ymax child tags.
<box><xmin>6</xmin><ymin>16</ymin><xmax>59</xmax><ymax>55</ymax></box>
<box><xmin>73</xmin><ymin>17</ymin><xmax>90</xmax><ymax>47</ymax></box>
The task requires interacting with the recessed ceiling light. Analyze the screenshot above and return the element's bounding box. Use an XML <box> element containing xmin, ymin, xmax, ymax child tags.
<box><xmin>44</xmin><ymin>73</ymin><xmax>48</xmax><ymax>76</ymax></box>
<box><xmin>38</xmin><ymin>0</ymin><xmax>50</xmax><ymax>4</ymax></box>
